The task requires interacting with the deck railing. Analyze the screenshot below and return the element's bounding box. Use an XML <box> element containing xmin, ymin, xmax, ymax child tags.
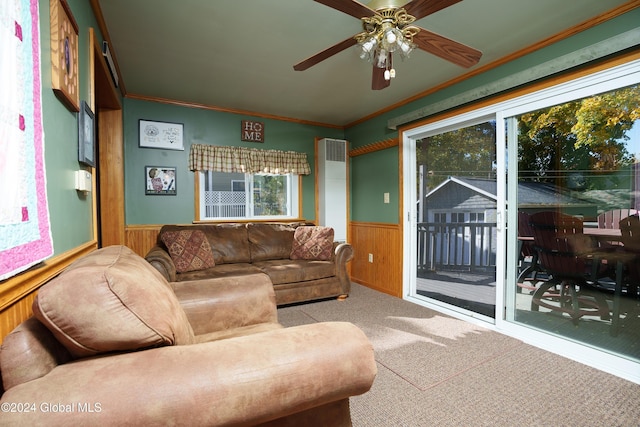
<box><xmin>417</xmin><ymin>221</ymin><xmax>497</xmax><ymax>274</ymax></box>
<box><xmin>204</xmin><ymin>191</ymin><xmax>246</xmax><ymax>218</ymax></box>
<box><xmin>204</xmin><ymin>191</ymin><xmax>285</xmax><ymax>218</ymax></box>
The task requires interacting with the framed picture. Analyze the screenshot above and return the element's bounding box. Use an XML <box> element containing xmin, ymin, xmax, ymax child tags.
<box><xmin>139</xmin><ymin>119</ymin><xmax>184</xmax><ymax>151</ymax></box>
<box><xmin>145</xmin><ymin>166</ymin><xmax>177</xmax><ymax>195</ymax></box>
<box><xmin>78</xmin><ymin>101</ymin><xmax>95</xmax><ymax>167</ymax></box>
<box><xmin>50</xmin><ymin>0</ymin><xmax>79</xmax><ymax>112</ymax></box>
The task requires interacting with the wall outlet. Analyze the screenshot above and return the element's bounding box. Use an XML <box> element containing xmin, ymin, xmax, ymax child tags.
<box><xmin>368</xmin><ymin>253</ymin><xmax>373</xmax><ymax>263</ymax></box>
<box><xmin>383</xmin><ymin>192</ymin><xmax>390</xmax><ymax>204</ymax></box>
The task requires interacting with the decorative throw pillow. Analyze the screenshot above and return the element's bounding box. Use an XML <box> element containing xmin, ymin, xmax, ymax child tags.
<box><xmin>161</xmin><ymin>229</ymin><xmax>215</xmax><ymax>273</ymax></box>
<box><xmin>290</xmin><ymin>226</ymin><xmax>334</xmax><ymax>261</ymax></box>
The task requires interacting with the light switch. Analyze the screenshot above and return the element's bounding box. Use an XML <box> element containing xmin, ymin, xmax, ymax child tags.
<box><xmin>384</xmin><ymin>192</ymin><xmax>390</xmax><ymax>203</ymax></box>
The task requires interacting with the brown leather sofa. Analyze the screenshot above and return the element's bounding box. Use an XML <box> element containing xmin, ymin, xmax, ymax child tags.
<box><xmin>145</xmin><ymin>222</ymin><xmax>354</xmax><ymax>305</ymax></box>
<box><xmin>0</xmin><ymin>246</ymin><xmax>376</xmax><ymax>426</ymax></box>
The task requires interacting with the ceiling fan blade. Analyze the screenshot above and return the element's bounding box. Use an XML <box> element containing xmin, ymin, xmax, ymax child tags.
<box><xmin>413</xmin><ymin>27</ymin><xmax>481</xmax><ymax>68</ymax></box>
<box><xmin>314</xmin><ymin>0</ymin><xmax>376</xmax><ymax>19</ymax></box>
<box><xmin>403</xmin><ymin>0</ymin><xmax>463</xmax><ymax>20</ymax></box>
<box><xmin>293</xmin><ymin>37</ymin><xmax>358</xmax><ymax>71</ymax></box>
<box><xmin>372</xmin><ymin>52</ymin><xmax>392</xmax><ymax>90</ymax></box>
<box><xmin>372</xmin><ymin>67</ymin><xmax>390</xmax><ymax>90</ymax></box>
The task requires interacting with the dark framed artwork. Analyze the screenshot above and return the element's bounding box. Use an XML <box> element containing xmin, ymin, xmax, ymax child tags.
<box><xmin>145</xmin><ymin>166</ymin><xmax>177</xmax><ymax>195</ymax></box>
<box><xmin>78</xmin><ymin>101</ymin><xmax>95</xmax><ymax>167</ymax></box>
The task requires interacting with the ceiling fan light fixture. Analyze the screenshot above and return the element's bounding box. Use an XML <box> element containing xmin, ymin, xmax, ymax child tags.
<box><xmin>398</xmin><ymin>39</ymin><xmax>413</xmax><ymax>56</ymax></box>
<box><xmin>381</xmin><ymin>26</ymin><xmax>402</xmax><ymax>51</ymax></box>
<box><xmin>355</xmin><ymin>6</ymin><xmax>419</xmax><ymax>79</ymax></box>
<box><xmin>375</xmin><ymin>49</ymin><xmax>388</xmax><ymax>68</ymax></box>
<box><xmin>359</xmin><ymin>36</ymin><xmax>377</xmax><ymax>60</ymax></box>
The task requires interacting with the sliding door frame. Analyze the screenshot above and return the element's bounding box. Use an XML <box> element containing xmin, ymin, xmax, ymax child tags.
<box><xmin>400</xmin><ymin>56</ymin><xmax>640</xmax><ymax>384</ymax></box>
<box><xmin>402</xmin><ymin>113</ymin><xmax>504</xmax><ymax>325</ymax></box>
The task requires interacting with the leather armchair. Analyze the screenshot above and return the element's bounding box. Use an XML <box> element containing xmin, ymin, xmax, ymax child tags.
<box><xmin>0</xmin><ymin>246</ymin><xmax>376</xmax><ymax>426</ymax></box>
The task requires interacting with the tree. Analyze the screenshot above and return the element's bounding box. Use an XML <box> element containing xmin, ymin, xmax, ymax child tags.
<box><xmin>518</xmin><ymin>84</ymin><xmax>640</xmax><ymax>188</ymax></box>
<box><xmin>417</xmin><ymin>121</ymin><xmax>497</xmax><ymax>191</ymax></box>
<box><xmin>255</xmin><ymin>174</ymin><xmax>286</xmax><ymax>215</ymax></box>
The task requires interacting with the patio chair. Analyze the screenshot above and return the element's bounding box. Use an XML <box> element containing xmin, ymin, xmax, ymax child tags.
<box><xmin>517</xmin><ymin>211</ymin><xmax>543</xmax><ymax>292</ymax></box>
<box><xmin>597</xmin><ymin>209</ymin><xmax>638</xmax><ymax>249</ymax></box>
<box><xmin>529</xmin><ymin>211</ymin><xmax>610</xmax><ymax>324</ymax></box>
<box><xmin>618</xmin><ymin>214</ymin><xmax>640</xmax><ymax>299</ymax></box>
<box><xmin>598</xmin><ymin>208</ymin><xmax>638</xmax><ymax>230</ymax></box>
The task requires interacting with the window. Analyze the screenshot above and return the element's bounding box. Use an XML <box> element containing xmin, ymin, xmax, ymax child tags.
<box><xmin>198</xmin><ymin>170</ymin><xmax>299</xmax><ymax>220</ymax></box>
<box><xmin>452</xmin><ymin>213</ymin><xmax>465</xmax><ymax>223</ymax></box>
<box><xmin>469</xmin><ymin>212</ymin><xmax>485</xmax><ymax>223</ymax></box>
<box><xmin>189</xmin><ymin>144</ymin><xmax>310</xmax><ymax>221</ymax></box>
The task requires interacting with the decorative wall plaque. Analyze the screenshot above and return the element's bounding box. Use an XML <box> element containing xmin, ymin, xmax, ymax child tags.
<box><xmin>241</xmin><ymin>120</ymin><xmax>264</xmax><ymax>143</ymax></box>
<box><xmin>139</xmin><ymin>119</ymin><xmax>184</xmax><ymax>150</ymax></box>
<box><xmin>50</xmin><ymin>0</ymin><xmax>79</xmax><ymax>112</ymax></box>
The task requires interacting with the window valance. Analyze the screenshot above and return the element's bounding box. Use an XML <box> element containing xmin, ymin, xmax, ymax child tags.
<box><xmin>189</xmin><ymin>144</ymin><xmax>311</xmax><ymax>175</ymax></box>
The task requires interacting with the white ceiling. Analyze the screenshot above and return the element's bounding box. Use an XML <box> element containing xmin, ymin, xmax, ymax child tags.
<box><xmin>97</xmin><ymin>0</ymin><xmax>631</xmax><ymax>127</ymax></box>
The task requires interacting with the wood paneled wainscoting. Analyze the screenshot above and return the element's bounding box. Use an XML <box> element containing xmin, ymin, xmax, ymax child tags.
<box><xmin>0</xmin><ymin>242</ymin><xmax>97</xmax><ymax>343</ymax></box>
<box><xmin>349</xmin><ymin>222</ymin><xmax>403</xmax><ymax>298</ymax></box>
<box><xmin>125</xmin><ymin>225</ymin><xmax>163</xmax><ymax>257</ymax></box>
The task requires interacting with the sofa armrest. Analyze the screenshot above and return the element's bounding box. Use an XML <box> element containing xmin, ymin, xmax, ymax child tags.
<box><xmin>334</xmin><ymin>242</ymin><xmax>354</xmax><ymax>296</ymax></box>
<box><xmin>145</xmin><ymin>245</ymin><xmax>177</xmax><ymax>282</ymax></box>
<box><xmin>171</xmin><ymin>273</ymin><xmax>278</xmax><ymax>336</ymax></box>
<box><xmin>0</xmin><ymin>322</ymin><xmax>377</xmax><ymax>427</ymax></box>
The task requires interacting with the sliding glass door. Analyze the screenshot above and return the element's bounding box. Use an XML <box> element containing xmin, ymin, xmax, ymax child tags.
<box><xmin>407</xmin><ymin>118</ymin><xmax>499</xmax><ymax>320</ymax></box>
<box><xmin>505</xmin><ymin>82</ymin><xmax>640</xmax><ymax>363</ymax></box>
<box><xmin>403</xmin><ymin>59</ymin><xmax>640</xmax><ymax>383</ymax></box>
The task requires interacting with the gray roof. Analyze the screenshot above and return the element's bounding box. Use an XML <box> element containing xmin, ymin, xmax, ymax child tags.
<box><xmin>434</xmin><ymin>177</ymin><xmax>592</xmax><ymax>207</ymax></box>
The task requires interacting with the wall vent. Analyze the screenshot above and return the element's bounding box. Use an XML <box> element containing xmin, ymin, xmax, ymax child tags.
<box><xmin>324</xmin><ymin>138</ymin><xmax>347</xmax><ymax>162</ymax></box>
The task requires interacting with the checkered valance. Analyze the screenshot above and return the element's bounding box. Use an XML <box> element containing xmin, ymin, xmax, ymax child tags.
<box><xmin>189</xmin><ymin>144</ymin><xmax>311</xmax><ymax>175</ymax></box>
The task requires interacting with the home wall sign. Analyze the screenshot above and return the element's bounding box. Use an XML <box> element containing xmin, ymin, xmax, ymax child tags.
<box><xmin>241</xmin><ymin>120</ymin><xmax>264</xmax><ymax>143</ymax></box>
<box><xmin>50</xmin><ymin>0</ymin><xmax>79</xmax><ymax>112</ymax></box>
<box><xmin>139</xmin><ymin>120</ymin><xmax>184</xmax><ymax>150</ymax></box>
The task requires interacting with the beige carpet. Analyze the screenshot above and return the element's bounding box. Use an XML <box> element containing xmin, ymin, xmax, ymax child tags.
<box><xmin>277</xmin><ymin>284</ymin><xmax>640</xmax><ymax>427</ymax></box>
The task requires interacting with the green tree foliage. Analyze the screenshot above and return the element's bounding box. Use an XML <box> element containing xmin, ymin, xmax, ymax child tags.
<box><xmin>415</xmin><ymin>85</ymin><xmax>639</xmax><ymax>195</ymax></box>
<box><xmin>417</xmin><ymin>121</ymin><xmax>497</xmax><ymax>191</ymax></box>
<box><xmin>255</xmin><ymin>175</ymin><xmax>286</xmax><ymax>215</ymax></box>
<box><xmin>518</xmin><ymin>85</ymin><xmax>640</xmax><ymax>187</ymax></box>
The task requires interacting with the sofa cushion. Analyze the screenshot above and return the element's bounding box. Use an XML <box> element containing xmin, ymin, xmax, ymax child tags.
<box><xmin>254</xmin><ymin>259</ymin><xmax>335</xmax><ymax>285</ymax></box>
<box><xmin>247</xmin><ymin>223</ymin><xmax>296</xmax><ymax>262</ymax></box>
<box><xmin>161</xmin><ymin>229</ymin><xmax>215</xmax><ymax>273</ymax></box>
<box><xmin>173</xmin><ymin>263</ymin><xmax>263</xmax><ymax>282</ymax></box>
<box><xmin>290</xmin><ymin>226</ymin><xmax>334</xmax><ymax>261</ymax></box>
<box><xmin>32</xmin><ymin>246</ymin><xmax>195</xmax><ymax>359</ymax></box>
<box><xmin>203</xmin><ymin>223</ymin><xmax>251</xmax><ymax>264</ymax></box>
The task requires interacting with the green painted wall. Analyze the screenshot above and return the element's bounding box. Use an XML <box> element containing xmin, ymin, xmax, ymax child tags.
<box><xmin>351</xmin><ymin>149</ymin><xmax>398</xmax><ymax>221</ymax></box>
<box><xmin>39</xmin><ymin>0</ymin><xmax>105</xmax><ymax>255</ymax></box>
<box><xmin>345</xmin><ymin>9</ymin><xmax>640</xmax><ymax>224</ymax></box>
<box><xmin>36</xmin><ymin>1</ymin><xmax>639</xmax><ymax>252</ymax></box>
<box><xmin>123</xmin><ymin>98</ymin><xmax>344</xmax><ymax>224</ymax></box>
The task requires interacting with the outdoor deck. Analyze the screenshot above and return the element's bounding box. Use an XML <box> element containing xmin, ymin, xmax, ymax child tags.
<box><xmin>415</xmin><ymin>271</ymin><xmax>640</xmax><ymax>362</ymax></box>
<box><xmin>416</xmin><ymin>271</ymin><xmax>496</xmax><ymax>317</ymax></box>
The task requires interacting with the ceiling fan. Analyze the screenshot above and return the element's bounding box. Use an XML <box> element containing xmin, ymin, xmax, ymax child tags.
<box><xmin>293</xmin><ymin>0</ymin><xmax>482</xmax><ymax>90</ymax></box>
